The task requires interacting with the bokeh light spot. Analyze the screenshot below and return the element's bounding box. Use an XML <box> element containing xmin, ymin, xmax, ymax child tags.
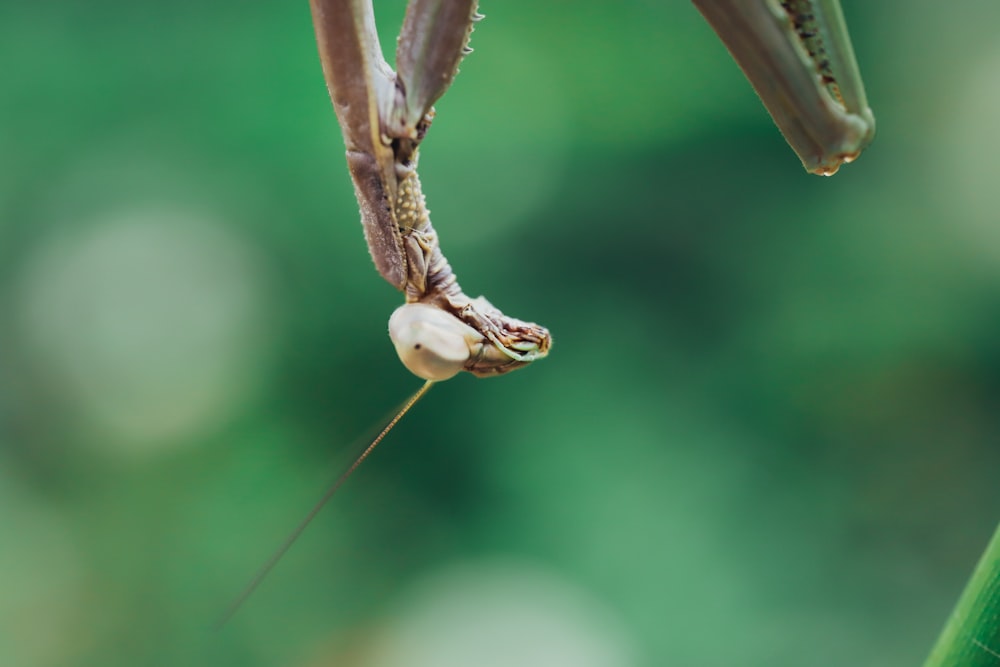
<box><xmin>12</xmin><ymin>208</ymin><xmax>274</xmax><ymax>454</ymax></box>
<box><xmin>365</xmin><ymin>559</ymin><xmax>637</xmax><ymax>667</ymax></box>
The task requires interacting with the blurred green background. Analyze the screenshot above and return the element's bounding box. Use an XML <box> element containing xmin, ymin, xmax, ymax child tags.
<box><xmin>2</xmin><ymin>1</ymin><xmax>999</xmax><ymax>665</ymax></box>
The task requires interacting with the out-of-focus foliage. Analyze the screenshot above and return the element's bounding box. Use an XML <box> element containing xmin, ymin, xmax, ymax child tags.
<box><xmin>1</xmin><ymin>1</ymin><xmax>998</xmax><ymax>665</ymax></box>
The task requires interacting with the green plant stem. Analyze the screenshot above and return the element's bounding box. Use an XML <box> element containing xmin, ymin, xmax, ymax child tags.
<box><xmin>924</xmin><ymin>523</ymin><xmax>1000</xmax><ymax>667</ymax></box>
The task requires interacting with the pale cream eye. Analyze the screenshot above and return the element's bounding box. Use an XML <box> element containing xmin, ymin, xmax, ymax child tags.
<box><xmin>388</xmin><ymin>304</ymin><xmax>483</xmax><ymax>381</ymax></box>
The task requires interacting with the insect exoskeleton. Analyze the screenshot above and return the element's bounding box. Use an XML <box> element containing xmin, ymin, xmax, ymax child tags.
<box><xmin>388</xmin><ymin>303</ymin><xmax>485</xmax><ymax>381</ymax></box>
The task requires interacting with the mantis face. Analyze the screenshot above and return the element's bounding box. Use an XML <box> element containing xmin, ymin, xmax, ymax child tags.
<box><xmin>388</xmin><ymin>303</ymin><xmax>484</xmax><ymax>381</ymax></box>
<box><xmin>389</xmin><ymin>301</ymin><xmax>552</xmax><ymax>380</ymax></box>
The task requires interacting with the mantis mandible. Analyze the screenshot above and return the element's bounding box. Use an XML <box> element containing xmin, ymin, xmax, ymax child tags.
<box><xmin>219</xmin><ymin>0</ymin><xmax>875</xmax><ymax>623</ymax></box>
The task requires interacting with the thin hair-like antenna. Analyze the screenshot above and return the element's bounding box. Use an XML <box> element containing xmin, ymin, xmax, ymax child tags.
<box><xmin>215</xmin><ymin>379</ymin><xmax>435</xmax><ymax>628</ymax></box>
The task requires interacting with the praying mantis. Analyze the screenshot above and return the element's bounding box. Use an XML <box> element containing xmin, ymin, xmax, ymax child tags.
<box><xmin>313</xmin><ymin>0</ymin><xmax>552</xmax><ymax>383</ymax></box>
<box><xmin>326</xmin><ymin>0</ymin><xmax>876</xmax><ymax>383</ymax></box>
<box><xmin>219</xmin><ymin>0</ymin><xmax>874</xmax><ymax>622</ymax></box>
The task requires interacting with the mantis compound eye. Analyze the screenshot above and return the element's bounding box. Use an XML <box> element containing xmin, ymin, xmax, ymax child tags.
<box><xmin>388</xmin><ymin>303</ymin><xmax>484</xmax><ymax>381</ymax></box>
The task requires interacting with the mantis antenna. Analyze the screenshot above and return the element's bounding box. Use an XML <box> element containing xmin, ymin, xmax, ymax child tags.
<box><xmin>215</xmin><ymin>379</ymin><xmax>434</xmax><ymax>628</ymax></box>
<box><xmin>390</xmin><ymin>303</ymin><xmax>488</xmax><ymax>381</ymax></box>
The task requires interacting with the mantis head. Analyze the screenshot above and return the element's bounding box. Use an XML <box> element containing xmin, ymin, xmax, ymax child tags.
<box><xmin>388</xmin><ymin>303</ymin><xmax>484</xmax><ymax>381</ymax></box>
<box><xmin>389</xmin><ymin>301</ymin><xmax>552</xmax><ymax>380</ymax></box>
